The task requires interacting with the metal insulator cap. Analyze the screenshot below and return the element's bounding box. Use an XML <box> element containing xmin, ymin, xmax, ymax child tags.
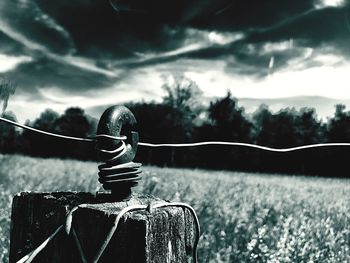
<box><xmin>96</xmin><ymin>105</ymin><xmax>142</xmax><ymax>201</ymax></box>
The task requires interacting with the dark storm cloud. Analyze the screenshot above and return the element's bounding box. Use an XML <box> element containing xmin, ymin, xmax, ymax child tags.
<box><xmin>4</xmin><ymin>0</ymin><xmax>349</xmax><ymax>63</ymax></box>
<box><xmin>1</xmin><ymin>0</ymin><xmax>350</xmax><ymax>100</ymax></box>
<box><xmin>0</xmin><ymin>0</ymin><xmax>74</xmax><ymax>55</ymax></box>
<box><xmin>183</xmin><ymin>0</ymin><xmax>314</xmax><ymax>30</ymax></box>
<box><xmin>4</xmin><ymin>0</ymin><xmax>350</xmax><ymax>61</ymax></box>
<box><xmin>0</xmin><ymin>56</ymin><xmax>123</xmax><ymax>97</ymax></box>
<box><xmin>33</xmin><ymin>0</ymin><xmax>188</xmax><ymax>58</ymax></box>
<box><xmin>31</xmin><ymin>0</ymin><xmax>319</xmax><ymax>59</ymax></box>
<box><xmin>0</xmin><ymin>31</ymin><xmax>25</xmax><ymax>55</ymax></box>
<box><xmin>180</xmin><ymin>5</ymin><xmax>350</xmax><ymax>57</ymax></box>
<box><xmin>247</xmin><ymin>7</ymin><xmax>350</xmax><ymax>51</ymax></box>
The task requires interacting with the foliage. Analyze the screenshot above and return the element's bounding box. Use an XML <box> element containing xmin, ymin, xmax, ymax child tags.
<box><xmin>0</xmin><ymin>155</ymin><xmax>349</xmax><ymax>262</ymax></box>
<box><xmin>18</xmin><ymin>107</ymin><xmax>96</xmax><ymax>160</ymax></box>
<box><xmin>327</xmin><ymin>104</ymin><xmax>350</xmax><ymax>142</ymax></box>
<box><xmin>253</xmin><ymin>106</ymin><xmax>324</xmax><ymax>148</ymax></box>
<box><xmin>161</xmin><ymin>74</ymin><xmax>203</xmax><ymax>124</ymax></box>
<box><xmin>21</xmin><ymin>109</ymin><xmax>60</xmax><ymax>156</ymax></box>
<box><xmin>161</xmin><ymin>74</ymin><xmax>204</xmax><ymax>165</ymax></box>
<box><xmin>208</xmin><ymin>91</ymin><xmax>253</xmax><ymax>142</ymax></box>
<box><xmin>0</xmin><ymin>78</ymin><xmax>16</xmax><ymax>114</ymax></box>
<box><xmin>193</xmin><ymin>92</ymin><xmax>254</xmax><ymax>170</ymax></box>
<box><xmin>1</xmin><ymin>74</ymin><xmax>350</xmax><ymax>175</ymax></box>
<box><xmin>0</xmin><ymin>112</ymin><xmax>18</xmax><ymax>154</ymax></box>
<box><xmin>54</xmin><ymin>108</ymin><xmax>91</xmax><ymax>138</ymax></box>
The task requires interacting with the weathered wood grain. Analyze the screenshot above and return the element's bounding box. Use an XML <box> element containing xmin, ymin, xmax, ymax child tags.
<box><xmin>9</xmin><ymin>192</ymin><xmax>194</xmax><ymax>263</ymax></box>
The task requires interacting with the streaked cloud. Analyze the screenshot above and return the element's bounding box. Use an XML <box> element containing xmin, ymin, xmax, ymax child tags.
<box><xmin>186</xmin><ymin>52</ymin><xmax>350</xmax><ymax>100</ymax></box>
<box><xmin>0</xmin><ymin>19</ymin><xmax>47</xmax><ymax>52</ymax></box>
<box><xmin>0</xmin><ymin>0</ymin><xmax>74</xmax><ymax>54</ymax></box>
<box><xmin>0</xmin><ymin>0</ymin><xmax>350</xmax><ymax>122</ymax></box>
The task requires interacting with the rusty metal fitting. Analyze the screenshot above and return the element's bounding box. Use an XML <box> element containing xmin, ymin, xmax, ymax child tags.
<box><xmin>96</xmin><ymin>105</ymin><xmax>142</xmax><ymax>201</ymax></box>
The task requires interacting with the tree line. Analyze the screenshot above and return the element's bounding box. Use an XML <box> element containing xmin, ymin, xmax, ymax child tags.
<box><xmin>1</xmin><ymin>75</ymin><xmax>350</xmax><ymax>177</ymax></box>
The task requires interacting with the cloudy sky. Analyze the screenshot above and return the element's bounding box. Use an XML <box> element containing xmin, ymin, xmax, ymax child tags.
<box><xmin>1</xmin><ymin>0</ymin><xmax>350</xmax><ymax>122</ymax></box>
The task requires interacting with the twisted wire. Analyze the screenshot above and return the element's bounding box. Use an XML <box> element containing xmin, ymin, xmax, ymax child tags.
<box><xmin>16</xmin><ymin>202</ymin><xmax>200</xmax><ymax>263</ymax></box>
<box><xmin>16</xmin><ymin>226</ymin><xmax>63</xmax><ymax>263</ymax></box>
<box><xmin>93</xmin><ymin>202</ymin><xmax>200</xmax><ymax>263</ymax></box>
<box><xmin>96</xmin><ymin>139</ymin><xmax>142</xmax><ymax>191</ymax></box>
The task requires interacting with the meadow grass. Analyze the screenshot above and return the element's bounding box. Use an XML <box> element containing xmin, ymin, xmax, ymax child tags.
<box><xmin>0</xmin><ymin>154</ymin><xmax>349</xmax><ymax>262</ymax></box>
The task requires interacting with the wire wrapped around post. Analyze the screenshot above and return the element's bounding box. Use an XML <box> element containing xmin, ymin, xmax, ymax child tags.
<box><xmin>95</xmin><ymin>105</ymin><xmax>142</xmax><ymax>201</ymax></box>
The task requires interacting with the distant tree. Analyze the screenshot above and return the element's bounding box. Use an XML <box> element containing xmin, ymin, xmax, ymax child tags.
<box><xmin>252</xmin><ymin>104</ymin><xmax>272</xmax><ymax>143</ymax></box>
<box><xmin>127</xmin><ymin>101</ymin><xmax>178</xmax><ymax>165</ymax></box>
<box><xmin>195</xmin><ymin>92</ymin><xmax>253</xmax><ymax>170</ymax></box>
<box><xmin>54</xmin><ymin>108</ymin><xmax>90</xmax><ymax>137</ymax></box>
<box><xmin>162</xmin><ymin>74</ymin><xmax>203</xmax><ymax>137</ymax></box>
<box><xmin>161</xmin><ymin>74</ymin><xmax>204</xmax><ymax>165</ymax></box>
<box><xmin>0</xmin><ymin>111</ymin><xmax>18</xmax><ymax>153</ymax></box>
<box><xmin>0</xmin><ymin>78</ymin><xmax>16</xmax><ymax>114</ymax></box>
<box><xmin>252</xmin><ymin>106</ymin><xmax>325</xmax><ymax>174</ymax></box>
<box><xmin>127</xmin><ymin>102</ymin><xmax>174</xmax><ymax>142</ymax></box>
<box><xmin>53</xmin><ymin>107</ymin><xmax>93</xmax><ymax>159</ymax></box>
<box><xmin>253</xmin><ymin>106</ymin><xmax>323</xmax><ymax>147</ymax></box>
<box><xmin>20</xmin><ymin>109</ymin><xmax>60</xmax><ymax>156</ymax></box>
<box><xmin>252</xmin><ymin>104</ymin><xmax>272</xmax><ymax>129</ymax></box>
<box><xmin>34</xmin><ymin>109</ymin><xmax>59</xmax><ymax>131</ymax></box>
<box><xmin>0</xmin><ymin>90</ymin><xmax>346</xmax><ymax>176</ymax></box>
<box><xmin>297</xmin><ymin>107</ymin><xmax>325</xmax><ymax>144</ymax></box>
<box><xmin>86</xmin><ymin>115</ymin><xmax>98</xmax><ymax>136</ymax></box>
<box><xmin>316</xmin><ymin>104</ymin><xmax>350</xmax><ymax>176</ymax></box>
<box><xmin>208</xmin><ymin>91</ymin><xmax>252</xmax><ymax>142</ymax></box>
<box><xmin>19</xmin><ymin>107</ymin><xmax>97</xmax><ymax>160</ymax></box>
<box><xmin>335</xmin><ymin>104</ymin><xmax>346</xmax><ymax>118</ymax></box>
<box><xmin>327</xmin><ymin>104</ymin><xmax>350</xmax><ymax>142</ymax></box>
<box><xmin>162</xmin><ymin>74</ymin><xmax>203</xmax><ymax>111</ymax></box>
<box><xmin>261</xmin><ymin>107</ymin><xmax>299</xmax><ymax>147</ymax></box>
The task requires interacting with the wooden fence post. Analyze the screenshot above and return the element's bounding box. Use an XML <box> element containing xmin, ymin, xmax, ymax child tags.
<box><xmin>9</xmin><ymin>192</ymin><xmax>195</xmax><ymax>263</ymax></box>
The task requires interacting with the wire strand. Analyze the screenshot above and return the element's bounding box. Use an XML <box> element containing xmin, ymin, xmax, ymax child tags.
<box><xmin>16</xmin><ymin>226</ymin><xmax>63</xmax><ymax>263</ymax></box>
<box><xmin>138</xmin><ymin>141</ymin><xmax>350</xmax><ymax>152</ymax></box>
<box><xmin>2</xmin><ymin>116</ymin><xmax>350</xmax><ymax>152</ymax></box>
<box><xmin>92</xmin><ymin>202</ymin><xmax>200</xmax><ymax>263</ymax></box>
<box><xmin>0</xmin><ymin>117</ymin><xmax>126</xmax><ymax>142</ymax></box>
<box><xmin>17</xmin><ymin>202</ymin><xmax>200</xmax><ymax>263</ymax></box>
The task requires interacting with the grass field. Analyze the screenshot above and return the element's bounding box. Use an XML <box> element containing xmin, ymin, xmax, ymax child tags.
<box><xmin>0</xmin><ymin>154</ymin><xmax>349</xmax><ymax>262</ymax></box>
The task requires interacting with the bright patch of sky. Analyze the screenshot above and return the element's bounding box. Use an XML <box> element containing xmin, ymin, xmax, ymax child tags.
<box><xmin>7</xmin><ymin>69</ymin><xmax>164</xmax><ymax>123</ymax></box>
<box><xmin>261</xmin><ymin>39</ymin><xmax>294</xmax><ymax>54</ymax></box>
<box><xmin>186</xmin><ymin>54</ymin><xmax>350</xmax><ymax>100</ymax></box>
<box><xmin>0</xmin><ymin>54</ymin><xmax>32</xmax><ymax>73</ymax></box>
<box><xmin>315</xmin><ymin>0</ymin><xmax>346</xmax><ymax>8</ymax></box>
<box><xmin>5</xmin><ymin>48</ymin><xmax>350</xmax><ymax>123</ymax></box>
<box><xmin>208</xmin><ymin>31</ymin><xmax>244</xmax><ymax>45</ymax></box>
